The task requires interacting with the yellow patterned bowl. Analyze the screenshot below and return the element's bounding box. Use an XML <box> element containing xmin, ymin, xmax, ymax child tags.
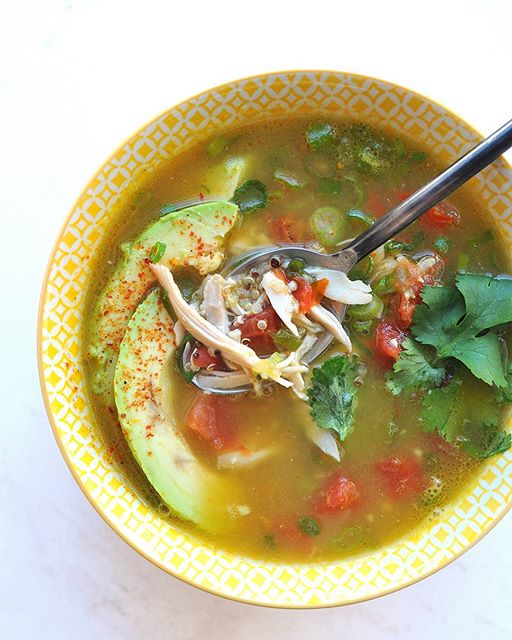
<box><xmin>38</xmin><ymin>71</ymin><xmax>512</xmax><ymax>608</ymax></box>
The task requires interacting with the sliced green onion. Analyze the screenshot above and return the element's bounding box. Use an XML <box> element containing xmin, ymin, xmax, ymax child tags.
<box><xmin>411</xmin><ymin>151</ymin><xmax>426</xmax><ymax>162</ymax></box>
<box><xmin>457</xmin><ymin>253</ymin><xmax>469</xmax><ymax>272</ymax></box>
<box><xmin>299</xmin><ymin>516</ymin><xmax>320</xmax><ymax>536</ymax></box>
<box><xmin>206</xmin><ymin>136</ymin><xmax>228</xmax><ymax>157</ymax></box>
<box><xmin>273</xmin><ymin>169</ymin><xmax>306</xmax><ymax>189</ymax></box>
<box><xmin>347</xmin><ymin>295</ymin><xmax>384</xmax><ymax>321</ymax></box>
<box><xmin>394</xmin><ymin>139</ymin><xmax>406</xmax><ymax>157</ymax></box>
<box><xmin>272</xmin><ymin>328</ymin><xmax>303</xmax><ymax>351</ymax></box>
<box><xmin>304</xmin><ymin>150</ymin><xmax>337</xmax><ymax>178</ymax></box>
<box><xmin>351</xmin><ymin>319</ymin><xmax>374</xmax><ymax>335</ymax></box>
<box><xmin>318</xmin><ymin>177</ymin><xmax>342</xmax><ymax>196</ymax></box>
<box><xmin>384</xmin><ymin>239</ymin><xmax>412</xmax><ymax>254</ymax></box>
<box><xmin>346</xmin><ymin>208</ymin><xmax>375</xmax><ymax>227</ymax></box>
<box><xmin>306</xmin><ymin>122</ymin><xmax>336</xmax><ymax>149</ymax></box>
<box><xmin>373</xmin><ymin>274</ymin><xmax>396</xmax><ymax>296</ymax></box>
<box><xmin>433</xmin><ymin>236</ymin><xmax>451</xmax><ymax>254</ymax></box>
<box><xmin>231</xmin><ymin>179</ymin><xmax>268</xmax><ymax>213</ymax></box>
<box><xmin>176</xmin><ymin>334</ymin><xmax>195</xmax><ymax>383</ymax></box>
<box><xmin>149</xmin><ymin>241</ymin><xmax>166</xmax><ymax>263</ymax></box>
<box><xmin>310</xmin><ymin>206</ymin><xmax>345</xmax><ymax>246</ymax></box>
<box><xmin>286</xmin><ymin>257</ymin><xmax>307</xmax><ymax>277</ymax></box>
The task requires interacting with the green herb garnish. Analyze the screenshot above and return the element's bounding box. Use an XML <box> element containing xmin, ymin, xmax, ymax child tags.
<box><xmin>419</xmin><ymin>378</ymin><xmax>511</xmax><ymax>458</ymax></box>
<box><xmin>273</xmin><ymin>169</ymin><xmax>306</xmax><ymax>189</ymax></box>
<box><xmin>231</xmin><ymin>179</ymin><xmax>268</xmax><ymax>213</ymax></box>
<box><xmin>387</xmin><ymin>338</ymin><xmax>446</xmax><ymax>396</ymax></box>
<box><xmin>346</xmin><ymin>208</ymin><xmax>375</xmax><ymax>227</ymax></box>
<box><xmin>412</xmin><ymin>274</ymin><xmax>512</xmax><ymax>387</ymax></box>
<box><xmin>299</xmin><ymin>516</ymin><xmax>321</xmax><ymax>536</ymax></box>
<box><xmin>272</xmin><ymin>328</ymin><xmax>303</xmax><ymax>351</ymax></box>
<box><xmin>306</xmin><ymin>122</ymin><xmax>336</xmax><ymax>149</ymax></box>
<box><xmin>307</xmin><ymin>356</ymin><xmax>359</xmax><ymax>441</ymax></box>
<box><xmin>149</xmin><ymin>241</ymin><xmax>166</xmax><ymax>263</ymax></box>
<box><xmin>433</xmin><ymin>236</ymin><xmax>451</xmax><ymax>254</ymax></box>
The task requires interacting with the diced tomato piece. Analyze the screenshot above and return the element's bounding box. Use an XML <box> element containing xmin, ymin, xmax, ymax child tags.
<box><xmin>292</xmin><ymin>277</ymin><xmax>329</xmax><ymax>313</ymax></box>
<box><xmin>375</xmin><ymin>319</ymin><xmax>406</xmax><ymax>361</ymax></box>
<box><xmin>191</xmin><ymin>344</ymin><xmax>224</xmax><ymax>370</ymax></box>
<box><xmin>376</xmin><ymin>456</ymin><xmax>427</xmax><ymax>497</ymax></box>
<box><xmin>421</xmin><ymin>200</ymin><xmax>460</xmax><ymax>230</ymax></box>
<box><xmin>314</xmin><ymin>473</ymin><xmax>359</xmax><ymax>514</ymax></box>
<box><xmin>185</xmin><ymin>394</ymin><xmax>238</xmax><ymax>450</ymax></box>
<box><xmin>268</xmin><ymin>216</ymin><xmax>294</xmax><ymax>242</ymax></box>
<box><xmin>236</xmin><ymin>306</ymin><xmax>282</xmax><ymax>354</ymax></box>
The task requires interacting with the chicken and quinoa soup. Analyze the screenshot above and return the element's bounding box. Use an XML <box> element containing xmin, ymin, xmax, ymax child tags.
<box><xmin>83</xmin><ymin>117</ymin><xmax>512</xmax><ymax>562</ymax></box>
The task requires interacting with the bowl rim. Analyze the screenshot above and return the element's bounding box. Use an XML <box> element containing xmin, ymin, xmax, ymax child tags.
<box><xmin>37</xmin><ymin>68</ymin><xmax>512</xmax><ymax>608</ymax></box>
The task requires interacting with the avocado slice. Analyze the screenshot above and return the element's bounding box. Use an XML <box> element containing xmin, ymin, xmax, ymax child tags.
<box><xmin>88</xmin><ymin>201</ymin><xmax>238</xmax><ymax>400</ymax></box>
<box><xmin>114</xmin><ymin>289</ymin><xmax>234</xmax><ymax>529</ymax></box>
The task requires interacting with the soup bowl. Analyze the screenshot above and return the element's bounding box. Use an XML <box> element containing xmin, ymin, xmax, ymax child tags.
<box><xmin>38</xmin><ymin>71</ymin><xmax>512</xmax><ymax>607</ymax></box>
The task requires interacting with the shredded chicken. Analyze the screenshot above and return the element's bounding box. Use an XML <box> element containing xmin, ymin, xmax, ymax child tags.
<box><xmin>199</xmin><ymin>274</ymin><xmax>230</xmax><ymax>333</ymax></box>
<box><xmin>173</xmin><ymin>320</ymin><xmax>186</xmax><ymax>345</ymax></box>
<box><xmin>261</xmin><ymin>271</ymin><xmax>300</xmax><ymax>336</ymax></box>
<box><xmin>151</xmin><ymin>263</ymin><xmax>303</xmax><ymax>389</ymax></box>
<box><xmin>308</xmin><ymin>304</ymin><xmax>352</xmax><ymax>352</ymax></box>
<box><xmin>308</xmin><ymin>268</ymin><xmax>372</xmax><ymax>304</ymax></box>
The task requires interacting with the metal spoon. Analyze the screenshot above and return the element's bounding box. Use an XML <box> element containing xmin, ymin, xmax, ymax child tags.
<box><xmin>189</xmin><ymin>117</ymin><xmax>512</xmax><ymax>393</ymax></box>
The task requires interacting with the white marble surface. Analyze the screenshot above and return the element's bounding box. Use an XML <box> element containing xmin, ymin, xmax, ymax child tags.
<box><xmin>1</xmin><ymin>0</ymin><xmax>512</xmax><ymax>637</ymax></box>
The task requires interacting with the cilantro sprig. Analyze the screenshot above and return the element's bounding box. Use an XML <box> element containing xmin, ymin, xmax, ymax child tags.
<box><xmin>307</xmin><ymin>355</ymin><xmax>359</xmax><ymax>441</ymax></box>
<box><xmin>387</xmin><ymin>273</ymin><xmax>512</xmax><ymax>458</ymax></box>
<box><xmin>388</xmin><ymin>273</ymin><xmax>512</xmax><ymax>394</ymax></box>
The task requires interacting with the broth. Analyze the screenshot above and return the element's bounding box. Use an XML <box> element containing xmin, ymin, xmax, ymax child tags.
<box><xmin>83</xmin><ymin>116</ymin><xmax>511</xmax><ymax>562</ymax></box>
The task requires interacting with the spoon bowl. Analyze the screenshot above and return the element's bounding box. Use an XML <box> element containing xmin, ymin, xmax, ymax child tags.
<box><xmin>187</xmin><ymin>117</ymin><xmax>512</xmax><ymax>394</ymax></box>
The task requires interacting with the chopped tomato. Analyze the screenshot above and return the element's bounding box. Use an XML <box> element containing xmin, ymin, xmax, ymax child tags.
<box><xmin>376</xmin><ymin>456</ymin><xmax>427</xmax><ymax>497</ymax></box>
<box><xmin>185</xmin><ymin>394</ymin><xmax>238</xmax><ymax>450</ymax></box>
<box><xmin>268</xmin><ymin>216</ymin><xmax>294</xmax><ymax>242</ymax></box>
<box><xmin>314</xmin><ymin>473</ymin><xmax>359</xmax><ymax>514</ymax></box>
<box><xmin>421</xmin><ymin>200</ymin><xmax>460</xmax><ymax>230</ymax></box>
<box><xmin>375</xmin><ymin>319</ymin><xmax>406</xmax><ymax>361</ymax></box>
<box><xmin>292</xmin><ymin>277</ymin><xmax>329</xmax><ymax>313</ymax></box>
<box><xmin>236</xmin><ymin>306</ymin><xmax>282</xmax><ymax>354</ymax></box>
<box><xmin>191</xmin><ymin>344</ymin><xmax>224</xmax><ymax>370</ymax></box>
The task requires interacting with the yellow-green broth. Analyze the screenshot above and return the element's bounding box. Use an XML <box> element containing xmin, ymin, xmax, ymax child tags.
<box><xmin>82</xmin><ymin>116</ymin><xmax>510</xmax><ymax>562</ymax></box>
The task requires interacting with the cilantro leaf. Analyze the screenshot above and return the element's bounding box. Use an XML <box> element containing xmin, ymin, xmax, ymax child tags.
<box><xmin>420</xmin><ymin>379</ymin><xmax>462</xmax><ymax>442</ymax></box>
<box><xmin>413</xmin><ymin>274</ymin><xmax>512</xmax><ymax>387</ymax></box>
<box><xmin>307</xmin><ymin>355</ymin><xmax>358</xmax><ymax>441</ymax></box>
<box><xmin>461</xmin><ymin>424</ymin><xmax>512</xmax><ymax>458</ymax></box>
<box><xmin>387</xmin><ymin>338</ymin><xmax>446</xmax><ymax>396</ymax></box>
<box><xmin>420</xmin><ymin>377</ymin><xmax>511</xmax><ymax>458</ymax></box>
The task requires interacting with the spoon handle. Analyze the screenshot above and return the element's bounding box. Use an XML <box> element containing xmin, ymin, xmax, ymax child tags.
<box><xmin>344</xmin><ymin>118</ymin><xmax>512</xmax><ymax>262</ymax></box>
